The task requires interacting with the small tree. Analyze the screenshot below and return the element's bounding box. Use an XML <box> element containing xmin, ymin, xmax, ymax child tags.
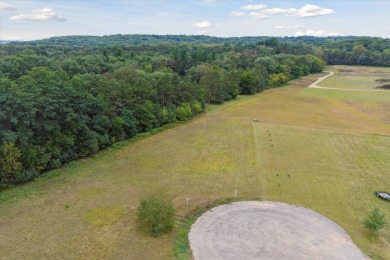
<box><xmin>0</xmin><ymin>143</ymin><xmax>22</xmax><ymax>183</ymax></box>
<box><xmin>175</xmin><ymin>103</ymin><xmax>192</xmax><ymax>121</ymax></box>
<box><xmin>363</xmin><ymin>207</ymin><xmax>386</xmax><ymax>239</ymax></box>
<box><xmin>136</xmin><ymin>195</ymin><xmax>175</xmax><ymax>237</ymax></box>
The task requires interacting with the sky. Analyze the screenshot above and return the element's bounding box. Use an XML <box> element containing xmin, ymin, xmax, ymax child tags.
<box><xmin>0</xmin><ymin>0</ymin><xmax>389</xmax><ymax>41</ymax></box>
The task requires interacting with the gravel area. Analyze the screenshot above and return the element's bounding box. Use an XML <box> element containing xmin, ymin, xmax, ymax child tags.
<box><xmin>189</xmin><ymin>201</ymin><xmax>366</xmax><ymax>260</ymax></box>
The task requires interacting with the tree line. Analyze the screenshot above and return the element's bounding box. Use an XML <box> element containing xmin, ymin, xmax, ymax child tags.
<box><xmin>0</xmin><ymin>39</ymin><xmax>326</xmax><ymax>183</ymax></box>
<box><xmin>7</xmin><ymin>34</ymin><xmax>390</xmax><ymax>67</ymax></box>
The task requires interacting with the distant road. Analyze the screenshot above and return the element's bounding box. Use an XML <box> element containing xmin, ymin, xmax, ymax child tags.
<box><xmin>308</xmin><ymin>71</ymin><xmax>388</xmax><ymax>92</ymax></box>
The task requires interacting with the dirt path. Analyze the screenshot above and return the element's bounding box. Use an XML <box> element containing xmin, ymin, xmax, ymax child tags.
<box><xmin>189</xmin><ymin>201</ymin><xmax>366</xmax><ymax>260</ymax></box>
<box><xmin>308</xmin><ymin>71</ymin><xmax>388</xmax><ymax>92</ymax></box>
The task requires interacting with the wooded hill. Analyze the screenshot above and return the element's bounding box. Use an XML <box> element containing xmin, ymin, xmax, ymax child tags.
<box><xmin>12</xmin><ymin>34</ymin><xmax>387</xmax><ymax>48</ymax></box>
<box><xmin>8</xmin><ymin>34</ymin><xmax>390</xmax><ymax>66</ymax></box>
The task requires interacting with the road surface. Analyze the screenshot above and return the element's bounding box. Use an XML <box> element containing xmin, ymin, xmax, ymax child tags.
<box><xmin>189</xmin><ymin>201</ymin><xmax>366</xmax><ymax>260</ymax></box>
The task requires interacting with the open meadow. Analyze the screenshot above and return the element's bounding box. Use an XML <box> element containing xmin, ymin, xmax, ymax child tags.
<box><xmin>318</xmin><ymin>65</ymin><xmax>390</xmax><ymax>90</ymax></box>
<box><xmin>0</xmin><ymin>66</ymin><xmax>390</xmax><ymax>259</ymax></box>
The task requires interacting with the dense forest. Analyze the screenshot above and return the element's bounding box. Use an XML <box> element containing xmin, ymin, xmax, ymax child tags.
<box><xmin>12</xmin><ymin>34</ymin><xmax>388</xmax><ymax>47</ymax></box>
<box><xmin>1</xmin><ymin>34</ymin><xmax>389</xmax><ymax>184</ymax></box>
<box><xmin>12</xmin><ymin>34</ymin><xmax>390</xmax><ymax>66</ymax></box>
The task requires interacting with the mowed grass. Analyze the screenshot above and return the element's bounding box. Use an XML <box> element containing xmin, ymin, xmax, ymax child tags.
<box><xmin>254</xmin><ymin>123</ymin><xmax>390</xmax><ymax>258</ymax></box>
<box><xmin>318</xmin><ymin>65</ymin><xmax>390</xmax><ymax>90</ymax></box>
<box><xmin>302</xmin><ymin>87</ymin><xmax>390</xmax><ymax>102</ymax></box>
<box><xmin>0</xmin><ymin>68</ymin><xmax>390</xmax><ymax>259</ymax></box>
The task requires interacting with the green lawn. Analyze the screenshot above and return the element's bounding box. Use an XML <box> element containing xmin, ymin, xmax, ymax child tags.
<box><xmin>318</xmin><ymin>74</ymin><xmax>379</xmax><ymax>89</ymax></box>
<box><xmin>301</xmin><ymin>87</ymin><xmax>390</xmax><ymax>102</ymax></box>
<box><xmin>256</xmin><ymin>122</ymin><xmax>390</xmax><ymax>258</ymax></box>
<box><xmin>0</xmin><ymin>69</ymin><xmax>389</xmax><ymax>259</ymax></box>
<box><xmin>318</xmin><ymin>65</ymin><xmax>390</xmax><ymax>90</ymax></box>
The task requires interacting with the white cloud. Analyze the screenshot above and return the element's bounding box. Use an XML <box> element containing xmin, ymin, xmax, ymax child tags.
<box><xmin>10</xmin><ymin>7</ymin><xmax>66</xmax><ymax>22</ymax></box>
<box><xmin>240</xmin><ymin>4</ymin><xmax>266</xmax><ymax>11</ymax></box>
<box><xmin>233</xmin><ymin>4</ymin><xmax>334</xmax><ymax>20</ymax></box>
<box><xmin>0</xmin><ymin>2</ymin><xmax>15</xmax><ymax>10</ymax></box>
<box><xmin>295</xmin><ymin>29</ymin><xmax>342</xmax><ymax>37</ymax></box>
<box><xmin>194</xmin><ymin>20</ymin><xmax>213</xmax><ymax>28</ymax></box>
<box><xmin>262</xmin><ymin>5</ymin><xmax>334</xmax><ymax>17</ymax></box>
<box><xmin>249</xmin><ymin>12</ymin><xmax>270</xmax><ymax>19</ymax></box>
<box><xmin>230</xmin><ymin>11</ymin><xmax>245</xmax><ymax>17</ymax></box>
<box><xmin>262</xmin><ymin>8</ymin><xmax>289</xmax><ymax>15</ymax></box>
<box><xmin>288</xmin><ymin>5</ymin><xmax>334</xmax><ymax>18</ymax></box>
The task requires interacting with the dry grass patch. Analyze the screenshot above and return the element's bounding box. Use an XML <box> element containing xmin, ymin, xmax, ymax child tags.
<box><xmin>83</xmin><ymin>205</ymin><xmax>125</xmax><ymax>227</ymax></box>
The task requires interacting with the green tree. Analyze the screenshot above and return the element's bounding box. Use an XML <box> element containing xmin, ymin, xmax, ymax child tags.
<box><xmin>264</xmin><ymin>37</ymin><xmax>279</xmax><ymax>48</ymax></box>
<box><xmin>363</xmin><ymin>207</ymin><xmax>386</xmax><ymax>238</ymax></box>
<box><xmin>121</xmin><ymin>110</ymin><xmax>138</xmax><ymax>138</ymax></box>
<box><xmin>0</xmin><ymin>143</ymin><xmax>22</xmax><ymax>182</ymax></box>
<box><xmin>152</xmin><ymin>70</ymin><xmax>178</xmax><ymax>108</ymax></box>
<box><xmin>191</xmin><ymin>100</ymin><xmax>203</xmax><ymax>114</ymax></box>
<box><xmin>110</xmin><ymin>117</ymin><xmax>126</xmax><ymax>142</ymax></box>
<box><xmin>134</xmin><ymin>101</ymin><xmax>157</xmax><ymax>132</ymax></box>
<box><xmin>77</xmin><ymin>129</ymin><xmax>99</xmax><ymax>157</ymax></box>
<box><xmin>255</xmin><ymin>56</ymin><xmax>277</xmax><ymax>74</ymax></box>
<box><xmin>199</xmin><ymin>65</ymin><xmax>226</xmax><ymax>104</ymax></box>
<box><xmin>239</xmin><ymin>70</ymin><xmax>256</xmax><ymax>94</ymax></box>
<box><xmin>60</xmin><ymin>58</ymin><xmax>82</xmax><ymax>77</ymax></box>
<box><xmin>224</xmin><ymin>70</ymin><xmax>240</xmax><ymax>99</ymax></box>
<box><xmin>352</xmin><ymin>45</ymin><xmax>368</xmax><ymax>56</ymax></box>
<box><xmin>136</xmin><ymin>195</ymin><xmax>175</xmax><ymax>237</ymax></box>
<box><xmin>175</xmin><ymin>103</ymin><xmax>192</xmax><ymax>121</ymax></box>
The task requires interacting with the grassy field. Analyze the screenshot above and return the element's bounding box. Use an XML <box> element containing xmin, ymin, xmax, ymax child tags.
<box><xmin>318</xmin><ymin>65</ymin><xmax>390</xmax><ymax>90</ymax></box>
<box><xmin>0</xmin><ymin>66</ymin><xmax>390</xmax><ymax>259</ymax></box>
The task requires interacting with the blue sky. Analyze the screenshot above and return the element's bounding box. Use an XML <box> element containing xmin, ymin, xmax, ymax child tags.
<box><xmin>0</xmin><ymin>0</ymin><xmax>389</xmax><ymax>40</ymax></box>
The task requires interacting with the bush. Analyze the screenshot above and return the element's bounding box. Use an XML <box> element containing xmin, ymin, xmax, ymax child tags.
<box><xmin>136</xmin><ymin>195</ymin><xmax>175</xmax><ymax>237</ymax></box>
<box><xmin>378</xmin><ymin>84</ymin><xmax>390</xmax><ymax>90</ymax></box>
<box><xmin>175</xmin><ymin>103</ymin><xmax>192</xmax><ymax>121</ymax></box>
<box><xmin>0</xmin><ymin>143</ymin><xmax>22</xmax><ymax>183</ymax></box>
<box><xmin>375</xmin><ymin>78</ymin><xmax>390</xmax><ymax>82</ymax></box>
<box><xmin>363</xmin><ymin>207</ymin><xmax>386</xmax><ymax>237</ymax></box>
<box><xmin>191</xmin><ymin>100</ymin><xmax>203</xmax><ymax>115</ymax></box>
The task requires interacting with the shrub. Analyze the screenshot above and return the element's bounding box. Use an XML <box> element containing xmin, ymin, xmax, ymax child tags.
<box><xmin>136</xmin><ymin>195</ymin><xmax>175</xmax><ymax>237</ymax></box>
<box><xmin>363</xmin><ymin>207</ymin><xmax>386</xmax><ymax>238</ymax></box>
<box><xmin>191</xmin><ymin>100</ymin><xmax>203</xmax><ymax>115</ymax></box>
<box><xmin>0</xmin><ymin>143</ymin><xmax>22</xmax><ymax>183</ymax></box>
<box><xmin>375</xmin><ymin>78</ymin><xmax>390</xmax><ymax>82</ymax></box>
<box><xmin>378</xmin><ymin>84</ymin><xmax>390</xmax><ymax>90</ymax></box>
<box><xmin>175</xmin><ymin>103</ymin><xmax>192</xmax><ymax>121</ymax></box>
